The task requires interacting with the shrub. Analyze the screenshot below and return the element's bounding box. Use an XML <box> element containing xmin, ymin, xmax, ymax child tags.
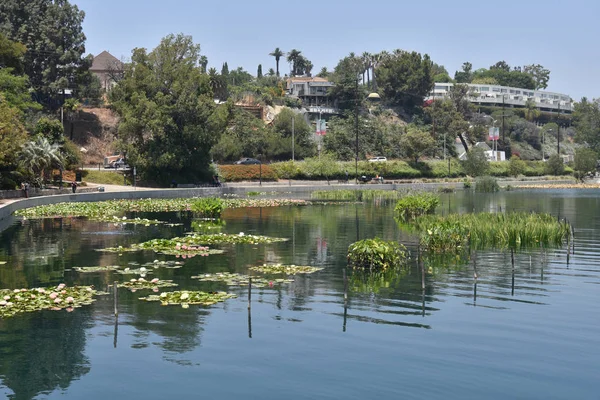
<box><xmin>347</xmin><ymin>238</ymin><xmax>408</xmax><ymax>270</ymax></box>
<box><xmin>462</xmin><ymin>146</ymin><xmax>490</xmax><ymax>177</ymax></box>
<box><xmin>190</xmin><ymin>198</ymin><xmax>225</xmax><ymax>218</ymax></box>
<box><xmin>508</xmin><ymin>156</ymin><xmax>527</xmax><ymax>177</ymax></box>
<box><xmin>218</xmin><ymin>165</ymin><xmax>277</xmax><ymax>182</ymax></box>
<box><xmin>394</xmin><ymin>192</ymin><xmax>440</xmax><ymax>221</ymax></box>
<box><xmin>545</xmin><ymin>154</ymin><xmax>564</xmax><ymax>176</ymax></box>
<box><xmin>475</xmin><ymin>176</ymin><xmax>499</xmax><ymax>192</ymax></box>
<box><xmin>463</xmin><ymin>179</ymin><xmax>472</xmax><ymax>189</ymax></box>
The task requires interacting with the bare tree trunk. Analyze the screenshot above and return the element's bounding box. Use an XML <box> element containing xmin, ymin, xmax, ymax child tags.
<box><xmin>458</xmin><ymin>133</ymin><xmax>469</xmax><ymax>153</ymax></box>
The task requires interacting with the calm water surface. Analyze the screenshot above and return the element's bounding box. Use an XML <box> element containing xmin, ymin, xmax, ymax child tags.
<box><xmin>0</xmin><ymin>190</ymin><xmax>599</xmax><ymax>400</ymax></box>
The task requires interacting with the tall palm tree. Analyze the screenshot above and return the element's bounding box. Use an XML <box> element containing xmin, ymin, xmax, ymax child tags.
<box><xmin>208</xmin><ymin>68</ymin><xmax>225</xmax><ymax>99</ymax></box>
<box><xmin>199</xmin><ymin>55</ymin><xmax>208</xmax><ymax>73</ymax></box>
<box><xmin>362</xmin><ymin>52</ymin><xmax>371</xmax><ymax>88</ymax></box>
<box><xmin>524</xmin><ymin>98</ymin><xmax>541</xmax><ymax>122</ymax></box>
<box><xmin>269</xmin><ymin>48</ymin><xmax>285</xmax><ymax>78</ymax></box>
<box><xmin>287</xmin><ymin>49</ymin><xmax>302</xmax><ymax>76</ymax></box>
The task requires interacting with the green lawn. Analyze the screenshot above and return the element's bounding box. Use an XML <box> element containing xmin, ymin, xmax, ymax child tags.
<box><xmin>83</xmin><ymin>170</ymin><xmax>130</xmax><ymax>185</ymax></box>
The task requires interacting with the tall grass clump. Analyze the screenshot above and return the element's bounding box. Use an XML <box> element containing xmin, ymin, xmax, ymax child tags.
<box><xmin>411</xmin><ymin>212</ymin><xmax>571</xmax><ymax>252</ymax></box>
<box><xmin>190</xmin><ymin>197</ymin><xmax>225</xmax><ymax>218</ymax></box>
<box><xmin>394</xmin><ymin>192</ymin><xmax>440</xmax><ymax>221</ymax></box>
<box><xmin>347</xmin><ymin>238</ymin><xmax>408</xmax><ymax>270</ymax></box>
<box><xmin>475</xmin><ymin>176</ymin><xmax>500</xmax><ymax>192</ymax></box>
<box><xmin>311</xmin><ymin>189</ymin><xmax>399</xmax><ymax>201</ymax></box>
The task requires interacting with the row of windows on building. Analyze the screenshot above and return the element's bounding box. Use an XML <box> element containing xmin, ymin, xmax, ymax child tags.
<box><xmin>434</xmin><ymin>85</ymin><xmax>569</xmax><ymax>102</ymax></box>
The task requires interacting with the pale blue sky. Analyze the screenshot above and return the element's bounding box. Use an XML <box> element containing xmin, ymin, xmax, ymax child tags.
<box><xmin>76</xmin><ymin>0</ymin><xmax>597</xmax><ymax>101</ymax></box>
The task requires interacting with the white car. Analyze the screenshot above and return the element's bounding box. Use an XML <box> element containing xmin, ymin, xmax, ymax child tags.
<box><xmin>368</xmin><ymin>157</ymin><xmax>387</xmax><ymax>162</ymax></box>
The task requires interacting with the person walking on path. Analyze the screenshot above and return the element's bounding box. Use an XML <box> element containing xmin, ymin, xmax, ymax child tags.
<box><xmin>24</xmin><ymin>182</ymin><xmax>29</xmax><ymax>198</ymax></box>
<box><xmin>71</xmin><ymin>181</ymin><xmax>77</xmax><ymax>193</ymax></box>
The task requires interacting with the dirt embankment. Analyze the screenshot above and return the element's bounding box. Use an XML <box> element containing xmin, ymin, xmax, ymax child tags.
<box><xmin>64</xmin><ymin>107</ymin><xmax>119</xmax><ymax>165</ymax></box>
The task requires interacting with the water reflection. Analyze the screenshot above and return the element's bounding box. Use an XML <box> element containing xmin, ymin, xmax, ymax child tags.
<box><xmin>0</xmin><ymin>190</ymin><xmax>598</xmax><ymax>398</ymax></box>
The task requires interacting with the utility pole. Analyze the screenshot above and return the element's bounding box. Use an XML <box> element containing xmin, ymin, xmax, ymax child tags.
<box><xmin>354</xmin><ymin>76</ymin><xmax>359</xmax><ymax>184</ymax></box>
<box><xmin>502</xmin><ymin>94</ymin><xmax>506</xmax><ymax>141</ymax></box>
<box><xmin>557</xmin><ymin>101</ymin><xmax>561</xmax><ymax>156</ymax></box>
<box><xmin>292</xmin><ymin>116</ymin><xmax>295</xmax><ymax>161</ymax></box>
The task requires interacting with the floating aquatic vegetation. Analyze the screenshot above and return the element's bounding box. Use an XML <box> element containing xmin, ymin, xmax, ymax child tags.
<box><xmin>190</xmin><ymin>198</ymin><xmax>225</xmax><ymax>218</ymax></box>
<box><xmin>118</xmin><ymin>278</ymin><xmax>177</xmax><ymax>291</ymax></box>
<box><xmin>73</xmin><ymin>265</ymin><xmax>120</xmax><ymax>273</ymax></box>
<box><xmin>15</xmin><ymin>198</ymin><xmax>311</xmax><ymax>220</ymax></box>
<box><xmin>248</xmin><ymin>264</ymin><xmax>324</xmax><ymax>275</ymax></box>
<box><xmin>192</xmin><ymin>272</ymin><xmax>293</xmax><ymax>287</ymax></box>
<box><xmin>409</xmin><ymin>212</ymin><xmax>571</xmax><ymax>252</ymax></box>
<box><xmin>99</xmin><ymin>239</ymin><xmax>225</xmax><ymax>257</ymax></box>
<box><xmin>140</xmin><ymin>260</ymin><xmax>184</xmax><ymax>269</ymax></box>
<box><xmin>0</xmin><ymin>284</ymin><xmax>99</xmax><ymax>318</ymax></box>
<box><xmin>139</xmin><ymin>290</ymin><xmax>237</xmax><ymax>307</ymax></box>
<box><xmin>191</xmin><ymin>219</ymin><xmax>225</xmax><ymax>234</ymax></box>
<box><xmin>311</xmin><ymin>189</ymin><xmax>400</xmax><ymax>201</ymax></box>
<box><xmin>184</xmin><ymin>233</ymin><xmax>289</xmax><ymax>245</ymax></box>
<box><xmin>394</xmin><ymin>192</ymin><xmax>440</xmax><ymax>221</ymax></box>
<box><xmin>347</xmin><ymin>238</ymin><xmax>409</xmax><ymax>270</ymax></box>
<box><xmin>115</xmin><ymin>267</ymin><xmax>154</xmax><ymax>276</ymax></box>
<box><xmin>103</xmin><ymin>216</ymin><xmax>163</xmax><ymax>225</ymax></box>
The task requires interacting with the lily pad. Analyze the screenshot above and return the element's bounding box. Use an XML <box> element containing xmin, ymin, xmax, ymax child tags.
<box><xmin>140</xmin><ymin>260</ymin><xmax>184</xmax><ymax>269</ymax></box>
<box><xmin>139</xmin><ymin>290</ymin><xmax>237</xmax><ymax>307</ymax></box>
<box><xmin>191</xmin><ymin>272</ymin><xmax>293</xmax><ymax>288</ymax></box>
<box><xmin>115</xmin><ymin>267</ymin><xmax>154</xmax><ymax>276</ymax></box>
<box><xmin>118</xmin><ymin>278</ymin><xmax>178</xmax><ymax>291</ymax></box>
<box><xmin>73</xmin><ymin>265</ymin><xmax>120</xmax><ymax>273</ymax></box>
<box><xmin>0</xmin><ymin>284</ymin><xmax>99</xmax><ymax>318</ymax></box>
<box><xmin>249</xmin><ymin>264</ymin><xmax>324</xmax><ymax>275</ymax></box>
<box><xmin>181</xmin><ymin>233</ymin><xmax>289</xmax><ymax>245</ymax></box>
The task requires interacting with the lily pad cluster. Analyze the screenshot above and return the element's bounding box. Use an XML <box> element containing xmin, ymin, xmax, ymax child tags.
<box><xmin>139</xmin><ymin>290</ymin><xmax>237</xmax><ymax>307</ymax></box>
<box><xmin>184</xmin><ymin>233</ymin><xmax>289</xmax><ymax>245</ymax></box>
<box><xmin>0</xmin><ymin>284</ymin><xmax>98</xmax><ymax>318</ymax></box>
<box><xmin>15</xmin><ymin>198</ymin><xmax>311</xmax><ymax>221</ymax></box>
<box><xmin>115</xmin><ymin>267</ymin><xmax>155</xmax><ymax>276</ymax></box>
<box><xmin>100</xmin><ymin>239</ymin><xmax>225</xmax><ymax>257</ymax></box>
<box><xmin>141</xmin><ymin>260</ymin><xmax>184</xmax><ymax>269</ymax></box>
<box><xmin>118</xmin><ymin>278</ymin><xmax>178</xmax><ymax>292</ymax></box>
<box><xmin>249</xmin><ymin>264</ymin><xmax>324</xmax><ymax>275</ymax></box>
<box><xmin>73</xmin><ymin>265</ymin><xmax>121</xmax><ymax>273</ymax></box>
<box><xmin>192</xmin><ymin>272</ymin><xmax>293</xmax><ymax>287</ymax></box>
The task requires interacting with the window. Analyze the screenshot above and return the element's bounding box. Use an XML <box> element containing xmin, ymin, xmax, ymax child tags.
<box><xmin>435</xmin><ymin>85</ymin><xmax>448</xmax><ymax>91</ymax></box>
<box><xmin>510</xmin><ymin>90</ymin><xmax>515</xmax><ymax>94</ymax></box>
<box><xmin>492</xmin><ymin>87</ymin><xmax>500</xmax><ymax>92</ymax></box>
<box><xmin>480</xmin><ymin>87</ymin><xmax>489</xmax><ymax>92</ymax></box>
<box><xmin>516</xmin><ymin>90</ymin><xmax>521</xmax><ymax>94</ymax></box>
<box><xmin>501</xmin><ymin>89</ymin><xmax>508</xmax><ymax>93</ymax></box>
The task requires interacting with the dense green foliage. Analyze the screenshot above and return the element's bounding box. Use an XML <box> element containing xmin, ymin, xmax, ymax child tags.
<box><xmin>475</xmin><ymin>176</ymin><xmax>500</xmax><ymax>192</ymax></box>
<box><xmin>190</xmin><ymin>198</ymin><xmax>225</xmax><ymax>218</ymax></box>
<box><xmin>110</xmin><ymin>34</ymin><xmax>226</xmax><ymax>185</ymax></box>
<box><xmin>394</xmin><ymin>192</ymin><xmax>440</xmax><ymax>221</ymax></box>
<box><xmin>408</xmin><ymin>212</ymin><xmax>571</xmax><ymax>252</ymax></box>
<box><xmin>347</xmin><ymin>238</ymin><xmax>408</xmax><ymax>270</ymax></box>
<box><xmin>573</xmin><ymin>148</ymin><xmax>597</xmax><ymax>181</ymax></box>
<box><xmin>545</xmin><ymin>154</ymin><xmax>565</xmax><ymax>176</ymax></box>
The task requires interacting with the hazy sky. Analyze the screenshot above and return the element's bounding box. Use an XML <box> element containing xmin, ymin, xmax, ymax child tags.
<box><xmin>76</xmin><ymin>0</ymin><xmax>597</xmax><ymax>101</ymax></box>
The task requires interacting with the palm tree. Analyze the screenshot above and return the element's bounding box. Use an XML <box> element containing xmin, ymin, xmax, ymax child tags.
<box><xmin>199</xmin><ymin>55</ymin><xmax>208</xmax><ymax>73</ymax></box>
<box><xmin>287</xmin><ymin>49</ymin><xmax>302</xmax><ymax>76</ymax></box>
<box><xmin>267</xmin><ymin>68</ymin><xmax>276</xmax><ymax>77</ymax></box>
<box><xmin>361</xmin><ymin>52</ymin><xmax>371</xmax><ymax>87</ymax></box>
<box><xmin>208</xmin><ymin>68</ymin><xmax>225</xmax><ymax>99</ymax></box>
<box><xmin>269</xmin><ymin>48</ymin><xmax>285</xmax><ymax>78</ymax></box>
<box><xmin>524</xmin><ymin>99</ymin><xmax>541</xmax><ymax>122</ymax></box>
<box><xmin>317</xmin><ymin>67</ymin><xmax>328</xmax><ymax>78</ymax></box>
<box><xmin>19</xmin><ymin>136</ymin><xmax>63</xmax><ymax>186</ymax></box>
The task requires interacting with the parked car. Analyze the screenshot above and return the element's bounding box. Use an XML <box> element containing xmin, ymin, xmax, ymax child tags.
<box><xmin>235</xmin><ymin>158</ymin><xmax>261</xmax><ymax>165</ymax></box>
<box><xmin>368</xmin><ymin>156</ymin><xmax>387</xmax><ymax>162</ymax></box>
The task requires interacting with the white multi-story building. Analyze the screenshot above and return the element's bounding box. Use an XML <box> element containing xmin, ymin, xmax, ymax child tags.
<box><xmin>428</xmin><ymin>83</ymin><xmax>573</xmax><ymax>113</ymax></box>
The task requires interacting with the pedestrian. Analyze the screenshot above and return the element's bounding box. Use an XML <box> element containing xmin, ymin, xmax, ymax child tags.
<box><xmin>345</xmin><ymin>170</ymin><xmax>349</xmax><ymax>183</ymax></box>
<box><xmin>21</xmin><ymin>183</ymin><xmax>26</xmax><ymax>198</ymax></box>
<box><xmin>71</xmin><ymin>181</ymin><xmax>77</xmax><ymax>193</ymax></box>
<box><xmin>24</xmin><ymin>182</ymin><xmax>29</xmax><ymax>198</ymax></box>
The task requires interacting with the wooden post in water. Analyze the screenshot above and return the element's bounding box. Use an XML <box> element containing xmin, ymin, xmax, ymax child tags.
<box><xmin>113</xmin><ymin>281</ymin><xmax>118</xmax><ymax>316</ymax></box>
<box><xmin>511</xmin><ymin>249</ymin><xmax>515</xmax><ymax>296</ymax></box>
<box><xmin>343</xmin><ymin>268</ymin><xmax>348</xmax><ymax>303</ymax></box>
<box><xmin>248</xmin><ymin>277</ymin><xmax>252</xmax><ymax>310</ymax></box>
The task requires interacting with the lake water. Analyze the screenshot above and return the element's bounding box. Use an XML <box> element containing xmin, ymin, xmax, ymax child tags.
<box><xmin>0</xmin><ymin>190</ymin><xmax>599</xmax><ymax>399</ymax></box>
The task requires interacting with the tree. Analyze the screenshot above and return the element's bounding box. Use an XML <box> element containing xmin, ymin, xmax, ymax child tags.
<box><xmin>376</xmin><ymin>51</ymin><xmax>433</xmax><ymax>108</ymax></box>
<box><xmin>329</xmin><ymin>54</ymin><xmax>364</xmax><ymax>111</ymax></box>
<box><xmin>573</xmin><ymin>98</ymin><xmax>600</xmax><ymax>152</ymax></box>
<box><xmin>269</xmin><ymin>47</ymin><xmax>284</xmax><ymax>77</ymax></box>
<box><xmin>573</xmin><ymin>148</ymin><xmax>597</xmax><ymax>181</ymax></box>
<box><xmin>508</xmin><ymin>155</ymin><xmax>527</xmax><ymax>177</ymax></box>
<box><xmin>471</xmin><ymin>77</ymin><xmax>498</xmax><ymax>85</ymax></box>
<box><xmin>545</xmin><ymin>154</ymin><xmax>564</xmax><ymax>176</ymax></box>
<box><xmin>266</xmin><ymin>68</ymin><xmax>275</xmax><ymax>77</ymax></box>
<box><xmin>199</xmin><ymin>55</ymin><xmax>208</xmax><ymax>73</ymax></box>
<box><xmin>400</xmin><ymin>126</ymin><xmax>436</xmax><ymax>163</ymax></box>
<box><xmin>462</xmin><ymin>146</ymin><xmax>490</xmax><ymax>177</ymax></box>
<box><xmin>287</xmin><ymin>49</ymin><xmax>302</xmax><ymax>76</ymax></box>
<box><xmin>0</xmin><ymin>0</ymin><xmax>88</xmax><ymax>106</ymax></box>
<box><xmin>109</xmin><ymin>34</ymin><xmax>226</xmax><ymax>185</ymax></box>
<box><xmin>317</xmin><ymin>67</ymin><xmax>328</xmax><ymax>78</ymax></box>
<box><xmin>0</xmin><ymin>33</ymin><xmax>25</xmax><ymax>74</ymax></box>
<box><xmin>0</xmin><ymin>96</ymin><xmax>27</xmax><ymax>170</ymax></box>
<box><xmin>523</xmin><ymin>64</ymin><xmax>550</xmax><ymax>90</ymax></box>
<box><xmin>257</xmin><ymin>64</ymin><xmax>262</xmax><ymax>79</ymax></box>
<box><xmin>524</xmin><ymin>98</ymin><xmax>541</xmax><ymax>122</ymax></box>
<box><xmin>18</xmin><ymin>136</ymin><xmax>63</xmax><ymax>185</ymax></box>
<box><xmin>490</xmin><ymin>61</ymin><xmax>511</xmax><ymax>72</ymax></box>
<box><xmin>35</xmin><ymin>117</ymin><xmax>65</xmax><ymax>144</ymax></box>
<box><xmin>271</xmin><ymin>108</ymin><xmax>315</xmax><ymax>160</ymax></box>
<box><xmin>454</xmin><ymin>62</ymin><xmax>473</xmax><ymax>83</ymax></box>
<box><xmin>221</xmin><ymin>62</ymin><xmax>229</xmax><ymax>76</ymax></box>
<box><xmin>304</xmin><ymin>153</ymin><xmax>338</xmax><ymax>184</ymax></box>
